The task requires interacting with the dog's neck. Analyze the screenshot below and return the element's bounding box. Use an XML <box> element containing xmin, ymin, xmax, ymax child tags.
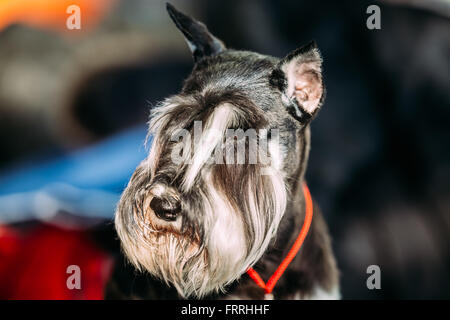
<box><xmin>262</xmin><ymin>126</ymin><xmax>311</xmax><ymax>267</ymax></box>
<box><xmin>225</xmin><ymin>127</ymin><xmax>313</xmax><ymax>298</ymax></box>
<box><xmin>219</xmin><ymin>181</ymin><xmax>309</xmax><ymax>299</ymax></box>
<box><xmin>255</xmin><ymin>179</ymin><xmax>307</xmax><ymax>274</ymax></box>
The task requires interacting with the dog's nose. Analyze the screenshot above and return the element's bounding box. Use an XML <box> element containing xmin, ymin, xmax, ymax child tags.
<box><xmin>150</xmin><ymin>196</ymin><xmax>181</xmax><ymax>221</ymax></box>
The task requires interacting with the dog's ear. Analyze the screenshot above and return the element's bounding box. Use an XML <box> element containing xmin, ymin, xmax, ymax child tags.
<box><xmin>274</xmin><ymin>41</ymin><xmax>324</xmax><ymax>123</ymax></box>
<box><xmin>166</xmin><ymin>3</ymin><xmax>225</xmax><ymax>62</ymax></box>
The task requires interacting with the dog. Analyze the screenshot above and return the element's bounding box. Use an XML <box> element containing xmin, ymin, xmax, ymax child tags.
<box><xmin>109</xmin><ymin>3</ymin><xmax>339</xmax><ymax>300</ymax></box>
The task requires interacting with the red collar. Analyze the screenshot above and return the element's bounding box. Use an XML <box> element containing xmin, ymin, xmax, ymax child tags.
<box><xmin>246</xmin><ymin>182</ymin><xmax>314</xmax><ymax>299</ymax></box>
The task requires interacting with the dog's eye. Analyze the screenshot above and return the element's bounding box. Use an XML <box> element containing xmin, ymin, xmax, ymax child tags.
<box><xmin>269</xmin><ymin>68</ymin><xmax>288</xmax><ymax>93</ymax></box>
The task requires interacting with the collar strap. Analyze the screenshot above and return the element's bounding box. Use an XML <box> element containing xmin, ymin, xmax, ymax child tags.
<box><xmin>246</xmin><ymin>182</ymin><xmax>314</xmax><ymax>299</ymax></box>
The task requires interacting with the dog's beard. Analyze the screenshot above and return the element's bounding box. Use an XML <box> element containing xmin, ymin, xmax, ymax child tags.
<box><xmin>115</xmin><ymin>99</ymin><xmax>287</xmax><ymax>298</ymax></box>
<box><xmin>115</xmin><ymin>163</ymin><xmax>286</xmax><ymax>298</ymax></box>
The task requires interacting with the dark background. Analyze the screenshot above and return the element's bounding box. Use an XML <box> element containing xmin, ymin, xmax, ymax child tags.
<box><xmin>0</xmin><ymin>0</ymin><xmax>449</xmax><ymax>299</ymax></box>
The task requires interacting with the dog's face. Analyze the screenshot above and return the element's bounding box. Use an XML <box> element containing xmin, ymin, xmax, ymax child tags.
<box><xmin>115</xmin><ymin>4</ymin><xmax>325</xmax><ymax>298</ymax></box>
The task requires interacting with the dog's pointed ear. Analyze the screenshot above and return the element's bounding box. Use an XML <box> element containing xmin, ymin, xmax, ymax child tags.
<box><xmin>274</xmin><ymin>41</ymin><xmax>324</xmax><ymax>123</ymax></box>
<box><xmin>166</xmin><ymin>3</ymin><xmax>225</xmax><ymax>62</ymax></box>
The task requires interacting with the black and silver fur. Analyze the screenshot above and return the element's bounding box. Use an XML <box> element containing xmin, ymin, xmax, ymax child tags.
<box><xmin>110</xmin><ymin>3</ymin><xmax>339</xmax><ymax>300</ymax></box>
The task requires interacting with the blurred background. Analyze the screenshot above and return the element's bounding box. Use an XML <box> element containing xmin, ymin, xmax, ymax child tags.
<box><xmin>0</xmin><ymin>0</ymin><xmax>449</xmax><ymax>299</ymax></box>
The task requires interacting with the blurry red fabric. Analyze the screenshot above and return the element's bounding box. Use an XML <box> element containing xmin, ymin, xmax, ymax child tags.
<box><xmin>0</xmin><ymin>224</ymin><xmax>112</xmax><ymax>300</ymax></box>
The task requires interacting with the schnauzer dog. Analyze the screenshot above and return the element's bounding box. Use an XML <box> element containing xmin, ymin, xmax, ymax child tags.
<box><xmin>110</xmin><ymin>3</ymin><xmax>339</xmax><ymax>300</ymax></box>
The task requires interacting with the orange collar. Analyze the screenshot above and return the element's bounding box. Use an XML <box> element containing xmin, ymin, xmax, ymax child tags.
<box><xmin>246</xmin><ymin>182</ymin><xmax>314</xmax><ymax>300</ymax></box>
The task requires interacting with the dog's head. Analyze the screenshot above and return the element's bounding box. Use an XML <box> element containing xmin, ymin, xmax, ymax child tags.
<box><xmin>115</xmin><ymin>3</ymin><xmax>325</xmax><ymax>298</ymax></box>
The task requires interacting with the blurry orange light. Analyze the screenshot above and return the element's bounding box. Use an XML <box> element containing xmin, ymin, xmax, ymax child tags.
<box><xmin>0</xmin><ymin>0</ymin><xmax>116</xmax><ymax>33</ymax></box>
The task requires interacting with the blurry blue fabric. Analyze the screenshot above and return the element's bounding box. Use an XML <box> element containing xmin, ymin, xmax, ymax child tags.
<box><xmin>0</xmin><ymin>126</ymin><xmax>149</xmax><ymax>223</ymax></box>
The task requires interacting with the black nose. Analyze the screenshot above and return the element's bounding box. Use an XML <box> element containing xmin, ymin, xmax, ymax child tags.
<box><xmin>150</xmin><ymin>196</ymin><xmax>181</xmax><ymax>221</ymax></box>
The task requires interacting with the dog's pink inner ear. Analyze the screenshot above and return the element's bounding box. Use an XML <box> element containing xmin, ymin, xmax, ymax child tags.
<box><xmin>283</xmin><ymin>60</ymin><xmax>323</xmax><ymax>115</ymax></box>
